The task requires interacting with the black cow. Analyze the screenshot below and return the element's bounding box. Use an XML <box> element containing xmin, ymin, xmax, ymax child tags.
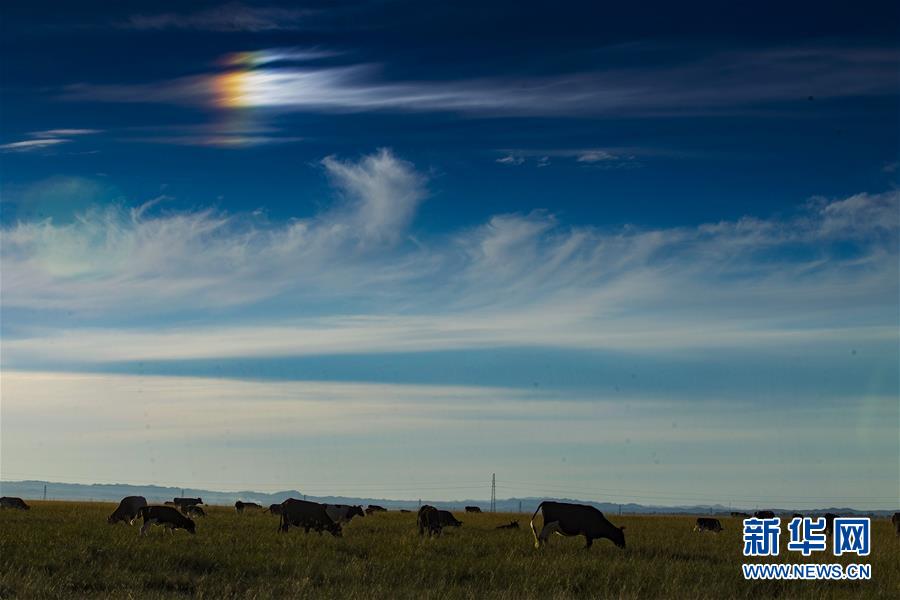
<box><xmin>730</xmin><ymin>511</ymin><xmax>751</xmax><ymax>518</ymax></box>
<box><xmin>754</xmin><ymin>510</ymin><xmax>776</xmax><ymax>519</ymax></box>
<box><xmin>694</xmin><ymin>517</ymin><xmax>723</xmax><ymax>532</ymax></box>
<box><xmin>400</xmin><ymin>509</ymin><xmax>412</xmax><ymax>513</ymax></box>
<box><xmin>496</xmin><ymin>520</ymin><xmax>520</xmax><ymax>530</ymax></box>
<box><xmin>265</xmin><ymin>503</ymin><xmax>283</xmax><ymax>516</ymax></box>
<box><xmin>823</xmin><ymin>513</ymin><xmax>839</xmax><ymax>535</ymax></box>
<box><xmin>184</xmin><ymin>505</ymin><xmax>206</xmax><ymax>517</ymax></box>
<box><xmin>437</xmin><ymin>510</ymin><xmax>462</xmax><ymax>529</ymax></box>
<box><xmin>417</xmin><ymin>505</ymin><xmax>442</xmax><ymax>536</ymax></box>
<box><xmin>530</xmin><ymin>501</ymin><xmax>626</xmax><ymax>550</ymax></box>
<box><xmin>173</xmin><ymin>497</ymin><xmax>202</xmax><ymax>510</ymax></box>
<box><xmin>279</xmin><ymin>499</ymin><xmax>342</xmax><ymax>536</ymax></box>
<box><xmin>139</xmin><ymin>506</ymin><xmax>196</xmax><ymax>535</ymax></box>
<box><xmin>892</xmin><ymin>512</ymin><xmax>899</xmax><ymax>537</ymax></box>
<box><xmin>108</xmin><ymin>496</ymin><xmax>148</xmax><ymax>525</ymax></box>
<box><xmin>465</xmin><ymin>506</ymin><xmax>482</xmax><ymax>513</ymax></box>
<box><xmin>365</xmin><ymin>505</ymin><xmax>387</xmax><ymax>515</ymax></box>
<box><xmin>235</xmin><ymin>501</ymin><xmax>262</xmax><ymax>513</ymax></box>
<box><xmin>0</xmin><ymin>497</ymin><xmax>29</xmax><ymax>510</ymax></box>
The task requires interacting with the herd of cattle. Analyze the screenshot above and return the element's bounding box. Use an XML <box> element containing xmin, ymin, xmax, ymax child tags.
<box><xmin>3</xmin><ymin>496</ymin><xmax>899</xmax><ymax>548</ymax></box>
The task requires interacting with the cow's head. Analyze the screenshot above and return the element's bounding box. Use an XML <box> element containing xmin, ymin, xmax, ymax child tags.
<box><xmin>328</xmin><ymin>522</ymin><xmax>343</xmax><ymax>537</ymax></box>
<box><xmin>352</xmin><ymin>505</ymin><xmax>365</xmax><ymax>518</ymax></box>
<box><xmin>184</xmin><ymin>518</ymin><xmax>197</xmax><ymax>534</ymax></box>
<box><xmin>107</xmin><ymin>513</ymin><xmax>119</xmax><ymax>525</ymax></box>
<box><xmin>611</xmin><ymin>526</ymin><xmax>626</xmax><ymax>549</ymax></box>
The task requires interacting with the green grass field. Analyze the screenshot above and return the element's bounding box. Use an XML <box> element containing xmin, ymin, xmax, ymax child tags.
<box><xmin>1</xmin><ymin>501</ymin><xmax>897</xmax><ymax>599</ymax></box>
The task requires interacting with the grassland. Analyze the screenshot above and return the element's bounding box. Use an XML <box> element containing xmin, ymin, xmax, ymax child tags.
<box><xmin>1</xmin><ymin>501</ymin><xmax>897</xmax><ymax>599</ymax></box>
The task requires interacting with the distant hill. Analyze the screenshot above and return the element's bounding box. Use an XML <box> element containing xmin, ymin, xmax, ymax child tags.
<box><xmin>0</xmin><ymin>480</ymin><xmax>893</xmax><ymax>516</ymax></box>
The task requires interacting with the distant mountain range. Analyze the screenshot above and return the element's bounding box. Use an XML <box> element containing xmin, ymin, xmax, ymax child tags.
<box><xmin>0</xmin><ymin>480</ymin><xmax>893</xmax><ymax>517</ymax></box>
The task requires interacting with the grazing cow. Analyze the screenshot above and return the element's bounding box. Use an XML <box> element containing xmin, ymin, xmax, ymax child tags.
<box><xmin>0</xmin><ymin>497</ymin><xmax>29</xmax><ymax>510</ymax></box>
<box><xmin>279</xmin><ymin>499</ymin><xmax>342</xmax><ymax>536</ymax></box>
<box><xmin>173</xmin><ymin>497</ymin><xmax>202</xmax><ymax>510</ymax></box>
<box><xmin>400</xmin><ymin>509</ymin><xmax>412</xmax><ymax>513</ymax></box>
<box><xmin>139</xmin><ymin>506</ymin><xmax>196</xmax><ymax>535</ymax></box>
<box><xmin>496</xmin><ymin>520</ymin><xmax>520</xmax><ymax>530</ymax></box>
<box><xmin>694</xmin><ymin>517</ymin><xmax>723</xmax><ymax>532</ymax></box>
<box><xmin>183</xmin><ymin>505</ymin><xmax>206</xmax><ymax>517</ymax></box>
<box><xmin>417</xmin><ymin>505</ymin><xmax>442</xmax><ymax>536</ymax></box>
<box><xmin>365</xmin><ymin>505</ymin><xmax>387</xmax><ymax>515</ymax></box>
<box><xmin>265</xmin><ymin>503</ymin><xmax>283</xmax><ymax>516</ymax></box>
<box><xmin>754</xmin><ymin>510</ymin><xmax>776</xmax><ymax>519</ymax></box>
<box><xmin>891</xmin><ymin>512</ymin><xmax>899</xmax><ymax>537</ymax></box>
<box><xmin>325</xmin><ymin>504</ymin><xmax>365</xmax><ymax>524</ymax></box>
<box><xmin>730</xmin><ymin>511</ymin><xmax>751</xmax><ymax>518</ymax></box>
<box><xmin>823</xmin><ymin>513</ymin><xmax>839</xmax><ymax>535</ymax></box>
<box><xmin>108</xmin><ymin>496</ymin><xmax>148</xmax><ymax>525</ymax></box>
<box><xmin>437</xmin><ymin>510</ymin><xmax>462</xmax><ymax>529</ymax></box>
<box><xmin>465</xmin><ymin>506</ymin><xmax>482</xmax><ymax>513</ymax></box>
<box><xmin>235</xmin><ymin>501</ymin><xmax>262</xmax><ymax>513</ymax></box>
<box><xmin>530</xmin><ymin>501</ymin><xmax>626</xmax><ymax>550</ymax></box>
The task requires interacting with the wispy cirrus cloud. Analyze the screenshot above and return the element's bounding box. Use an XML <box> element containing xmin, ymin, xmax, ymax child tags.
<box><xmin>29</xmin><ymin>128</ymin><xmax>101</xmax><ymax>137</ymax></box>
<box><xmin>2</xmin><ymin>149</ymin><xmax>897</xmax><ymax>369</ymax></box>
<box><xmin>121</xmin><ymin>3</ymin><xmax>314</xmax><ymax>32</ymax></box>
<box><xmin>0</xmin><ymin>139</ymin><xmax>70</xmax><ymax>153</ymax></box>
<box><xmin>2</xmin><ymin>128</ymin><xmax>100</xmax><ymax>153</ymax></box>
<box><xmin>64</xmin><ymin>46</ymin><xmax>900</xmax><ymax>117</ymax></box>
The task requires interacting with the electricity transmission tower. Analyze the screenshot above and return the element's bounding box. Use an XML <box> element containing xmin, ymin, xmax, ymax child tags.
<box><xmin>490</xmin><ymin>473</ymin><xmax>496</xmax><ymax>512</ymax></box>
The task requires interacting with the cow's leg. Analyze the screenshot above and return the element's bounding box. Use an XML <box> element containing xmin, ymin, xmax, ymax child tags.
<box><xmin>140</xmin><ymin>521</ymin><xmax>152</xmax><ymax>536</ymax></box>
<box><xmin>584</xmin><ymin>536</ymin><xmax>593</xmax><ymax>550</ymax></box>
<box><xmin>537</xmin><ymin>521</ymin><xmax>562</xmax><ymax>547</ymax></box>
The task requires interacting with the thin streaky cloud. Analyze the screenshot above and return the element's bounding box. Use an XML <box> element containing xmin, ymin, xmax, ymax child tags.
<box><xmin>64</xmin><ymin>46</ymin><xmax>900</xmax><ymax>117</ymax></box>
<box><xmin>29</xmin><ymin>129</ymin><xmax>101</xmax><ymax>137</ymax></box>
<box><xmin>0</xmin><ymin>138</ymin><xmax>70</xmax><ymax>152</ymax></box>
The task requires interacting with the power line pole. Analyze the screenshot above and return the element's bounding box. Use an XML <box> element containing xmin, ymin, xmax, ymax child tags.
<box><xmin>518</xmin><ymin>500</ymin><xmax>522</xmax><ymax>513</ymax></box>
<box><xmin>490</xmin><ymin>473</ymin><xmax>496</xmax><ymax>513</ymax></box>
<box><xmin>43</xmin><ymin>484</ymin><xmax>47</xmax><ymax>501</ymax></box>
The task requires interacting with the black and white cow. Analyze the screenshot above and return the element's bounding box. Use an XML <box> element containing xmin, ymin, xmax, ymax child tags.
<box><xmin>108</xmin><ymin>496</ymin><xmax>148</xmax><ymax>525</ymax></box>
<box><xmin>530</xmin><ymin>501</ymin><xmax>626</xmax><ymax>550</ymax></box>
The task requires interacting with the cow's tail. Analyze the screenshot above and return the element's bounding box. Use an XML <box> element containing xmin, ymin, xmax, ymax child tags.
<box><xmin>530</xmin><ymin>502</ymin><xmax>545</xmax><ymax>549</ymax></box>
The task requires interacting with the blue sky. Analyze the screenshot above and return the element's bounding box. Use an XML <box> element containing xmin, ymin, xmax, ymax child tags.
<box><xmin>1</xmin><ymin>1</ymin><xmax>898</xmax><ymax>508</ymax></box>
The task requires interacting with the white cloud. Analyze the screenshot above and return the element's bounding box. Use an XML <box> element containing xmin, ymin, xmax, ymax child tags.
<box><xmin>1</xmin><ymin>146</ymin><xmax>897</xmax><ymax>366</ymax></box>
<box><xmin>2</xmin><ymin>371</ymin><xmax>895</xmax><ymax>503</ymax></box>
<box><xmin>496</xmin><ymin>155</ymin><xmax>525</xmax><ymax>165</ymax></box>
<box><xmin>0</xmin><ymin>138</ymin><xmax>70</xmax><ymax>152</ymax></box>
<box><xmin>29</xmin><ymin>129</ymin><xmax>100</xmax><ymax>137</ymax></box>
<box><xmin>64</xmin><ymin>46</ymin><xmax>900</xmax><ymax>117</ymax></box>
<box><xmin>576</xmin><ymin>150</ymin><xmax>618</xmax><ymax>163</ymax></box>
<box><xmin>321</xmin><ymin>148</ymin><xmax>427</xmax><ymax>245</ymax></box>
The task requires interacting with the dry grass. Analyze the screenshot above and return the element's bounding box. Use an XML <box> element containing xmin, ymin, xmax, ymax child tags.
<box><xmin>1</xmin><ymin>501</ymin><xmax>897</xmax><ymax>599</ymax></box>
